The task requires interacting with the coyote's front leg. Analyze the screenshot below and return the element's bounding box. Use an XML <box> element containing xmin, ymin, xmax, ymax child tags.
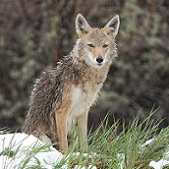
<box><xmin>55</xmin><ymin>107</ymin><xmax>69</xmax><ymax>154</ymax></box>
<box><xmin>77</xmin><ymin>111</ymin><xmax>88</xmax><ymax>151</ymax></box>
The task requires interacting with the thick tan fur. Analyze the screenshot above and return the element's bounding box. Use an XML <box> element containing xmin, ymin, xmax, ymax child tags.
<box><xmin>23</xmin><ymin>13</ymin><xmax>120</xmax><ymax>153</ymax></box>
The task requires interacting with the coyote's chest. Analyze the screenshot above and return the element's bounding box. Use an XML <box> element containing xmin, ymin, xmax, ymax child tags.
<box><xmin>67</xmin><ymin>82</ymin><xmax>100</xmax><ymax>133</ymax></box>
<box><xmin>71</xmin><ymin>82</ymin><xmax>100</xmax><ymax>114</ymax></box>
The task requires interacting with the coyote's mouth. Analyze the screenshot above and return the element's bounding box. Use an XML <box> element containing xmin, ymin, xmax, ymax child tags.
<box><xmin>97</xmin><ymin>63</ymin><xmax>103</xmax><ymax>66</ymax></box>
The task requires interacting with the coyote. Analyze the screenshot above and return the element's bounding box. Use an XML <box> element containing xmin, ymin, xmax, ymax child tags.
<box><xmin>23</xmin><ymin>13</ymin><xmax>120</xmax><ymax>153</ymax></box>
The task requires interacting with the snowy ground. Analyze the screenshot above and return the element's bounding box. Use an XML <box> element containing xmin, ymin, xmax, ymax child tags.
<box><xmin>0</xmin><ymin>133</ymin><xmax>169</xmax><ymax>169</ymax></box>
<box><xmin>0</xmin><ymin>133</ymin><xmax>97</xmax><ymax>169</ymax></box>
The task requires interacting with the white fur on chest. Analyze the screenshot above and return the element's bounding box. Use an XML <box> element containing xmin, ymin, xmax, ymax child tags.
<box><xmin>71</xmin><ymin>84</ymin><xmax>98</xmax><ymax>116</ymax></box>
<box><xmin>67</xmin><ymin>84</ymin><xmax>99</xmax><ymax>134</ymax></box>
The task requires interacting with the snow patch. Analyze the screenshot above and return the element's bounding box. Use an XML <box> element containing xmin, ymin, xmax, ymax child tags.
<box><xmin>149</xmin><ymin>159</ymin><xmax>169</xmax><ymax>169</ymax></box>
<box><xmin>0</xmin><ymin>133</ymin><xmax>98</xmax><ymax>169</ymax></box>
<box><xmin>0</xmin><ymin>133</ymin><xmax>65</xmax><ymax>168</ymax></box>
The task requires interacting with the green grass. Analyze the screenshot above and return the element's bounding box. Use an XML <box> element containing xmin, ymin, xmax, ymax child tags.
<box><xmin>67</xmin><ymin>111</ymin><xmax>169</xmax><ymax>169</ymax></box>
<box><xmin>1</xmin><ymin>111</ymin><xmax>169</xmax><ymax>169</ymax></box>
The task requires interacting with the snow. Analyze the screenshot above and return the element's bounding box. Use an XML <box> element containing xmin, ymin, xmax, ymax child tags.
<box><xmin>141</xmin><ymin>138</ymin><xmax>169</xmax><ymax>169</ymax></box>
<box><xmin>149</xmin><ymin>159</ymin><xmax>169</xmax><ymax>169</ymax></box>
<box><xmin>0</xmin><ymin>133</ymin><xmax>65</xmax><ymax>168</ymax></box>
<box><xmin>141</xmin><ymin>138</ymin><xmax>155</xmax><ymax>149</ymax></box>
<box><xmin>0</xmin><ymin>133</ymin><xmax>97</xmax><ymax>169</ymax></box>
<box><xmin>149</xmin><ymin>146</ymin><xmax>169</xmax><ymax>169</ymax></box>
<box><xmin>117</xmin><ymin>153</ymin><xmax>125</xmax><ymax>169</ymax></box>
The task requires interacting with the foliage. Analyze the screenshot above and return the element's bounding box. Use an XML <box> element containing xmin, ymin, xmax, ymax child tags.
<box><xmin>0</xmin><ymin>0</ymin><xmax>169</xmax><ymax>131</ymax></box>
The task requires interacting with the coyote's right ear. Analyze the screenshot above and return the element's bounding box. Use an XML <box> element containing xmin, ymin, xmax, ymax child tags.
<box><xmin>103</xmin><ymin>15</ymin><xmax>120</xmax><ymax>38</ymax></box>
<box><xmin>76</xmin><ymin>14</ymin><xmax>91</xmax><ymax>38</ymax></box>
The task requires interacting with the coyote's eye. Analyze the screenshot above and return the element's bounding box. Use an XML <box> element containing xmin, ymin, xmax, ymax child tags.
<box><xmin>102</xmin><ymin>44</ymin><xmax>108</xmax><ymax>48</ymax></box>
<box><xmin>87</xmin><ymin>44</ymin><xmax>95</xmax><ymax>48</ymax></box>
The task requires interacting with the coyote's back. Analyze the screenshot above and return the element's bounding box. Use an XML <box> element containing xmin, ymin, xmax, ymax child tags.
<box><xmin>23</xmin><ymin>13</ymin><xmax>120</xmax><ymax>153</ymax></box>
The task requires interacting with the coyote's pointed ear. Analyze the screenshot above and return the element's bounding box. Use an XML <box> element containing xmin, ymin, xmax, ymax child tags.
<box><xmin>103</xmin><ymin>15</ymin><xmax>120</xmax><ymax>38</ymax></box>
<box><xmin>76</xmin><ymin>14</ymin><xmax>91</xmax><ymax>38</ymax></box>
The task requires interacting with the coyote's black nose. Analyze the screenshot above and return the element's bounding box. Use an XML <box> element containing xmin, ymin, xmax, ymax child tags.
<box><xmin>96</xmin><ymin>57</ymin><xmax>103</xmax><ymax>64</ymax></box>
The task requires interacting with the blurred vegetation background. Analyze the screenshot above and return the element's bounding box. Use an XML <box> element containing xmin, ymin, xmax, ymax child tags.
<box><xmin>0</xmin><ymin>0</ymin><xmax>169</xmax><ymax>132</ymax></box>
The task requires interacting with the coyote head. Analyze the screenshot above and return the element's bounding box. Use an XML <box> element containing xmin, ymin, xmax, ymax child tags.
<box><xmin>75</xmin><ymin>13</ymin><xmax>120</xmax><ymax>68</ymax></box>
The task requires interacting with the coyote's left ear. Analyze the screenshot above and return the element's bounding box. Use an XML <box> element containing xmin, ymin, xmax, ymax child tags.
<box><xmin>103</xmin><ymin>15</ymin><xmax>120</xmax><ymax>38</ymax></box>
<box><xmin>76</xmin><ymin>13</ymin><xmax>91</xmax><ymax>38</ymax></box>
